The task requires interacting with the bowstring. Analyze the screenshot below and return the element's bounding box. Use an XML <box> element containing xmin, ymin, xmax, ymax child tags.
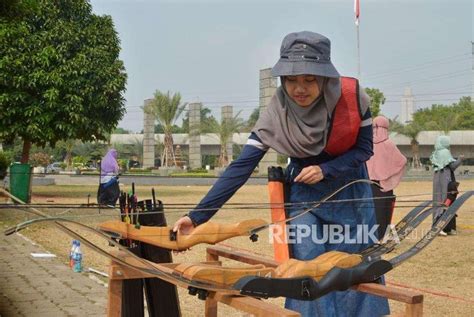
<box><xmin>1</xmin><ymin>187</ymin><xmax>467</xmax><ymax>224</ymax></box>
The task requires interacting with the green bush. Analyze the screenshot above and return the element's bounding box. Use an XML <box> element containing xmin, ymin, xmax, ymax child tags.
<box><xmin>0</xmin><ymin>152</ymin><xmax>10</xmax><ymax>180</ymax></box>
<box><xmin>73</xmin><ymin>156</ymin><xmax>89</xmax><ymax>165</ymax></box>
<box><xmin>117</xmin><ymin>159</ymin><xmax>128</xmax><ymax>171</ymax></box>
<box><xmin>188</xmin><ymin>168</ymin><xmax>209</xmax><ymax>174</ymax></box>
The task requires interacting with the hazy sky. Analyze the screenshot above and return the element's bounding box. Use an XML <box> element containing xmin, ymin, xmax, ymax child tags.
<box><xmin>90</xmin><ymin>0</ymin><xmax>473</xmax><ymax>132</ymax></box>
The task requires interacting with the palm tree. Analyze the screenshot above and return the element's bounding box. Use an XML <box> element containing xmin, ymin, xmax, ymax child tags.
<box><xmin>431</xmin><ymin>112</ymin><xmax>459</xmax><ymax>135</ymax></box>
<box><xmin>210</xmin><ymin>111</ymin><xmax>244</xmax><ymax>167</ymax></box>
<box><xmin>390</xmin><ymin>119</ymin><xmax>423</xmax><ymax>168</ymax></box>
<box><xmin>56</xmin><ymin>139</ymin><xmax>79</xmax><ymax>170</ymax></box>
<box><xmin>144</xmin><ymin>90</ymin><xmax>186</xmax><ymax>167</ymax></box>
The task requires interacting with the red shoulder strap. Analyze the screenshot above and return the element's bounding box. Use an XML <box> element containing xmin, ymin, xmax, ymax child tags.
<box><xmin>324</xmin><ymin>77</ymin><xmax>362</xmax><ymax>156</ymax></box>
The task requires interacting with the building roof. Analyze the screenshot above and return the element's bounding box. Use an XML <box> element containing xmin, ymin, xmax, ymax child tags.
<box><xmin>390</xmin><ymin>131</ymin><xmax>474</xmax><ymax>145</ymax></box>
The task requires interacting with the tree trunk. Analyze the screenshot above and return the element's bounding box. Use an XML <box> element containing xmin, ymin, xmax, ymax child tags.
<box><xmin>163</xmin><ymin>133</ymin><xmax>176</xmax><ymax>167</ymax></box>
<box><xmin>21</xmin><ymin>139</ymin><xmax>31</xmax><ymax>164</ymax></box>
<box><xmin>218</xmin><ymin>144</ymin><xmax>228</xmax><ymax>168</ymax></box>
<box><xmin>65</xmin><ymin>151</ymin><xmax>73</xmax><ymax>170</ymax></box>
<box><xmin>411</xmin><ymin>141</ymin><xmax>421</xmax><ymax>169</ymax></box>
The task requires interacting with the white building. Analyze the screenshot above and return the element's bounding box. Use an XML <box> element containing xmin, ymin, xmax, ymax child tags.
<box><xmin>400</xmin><ymin>87</ymin><xmax>416</xmax><ymax>124</ymax></box>
<box><xmin>111</xmin><ymin>131</ymin><xmax>474</xmax><ymax>162</ymax></box>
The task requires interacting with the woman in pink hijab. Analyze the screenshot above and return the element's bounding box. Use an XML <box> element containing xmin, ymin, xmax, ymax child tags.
<box><xmin>366</xmin><ymin>116</ymin><xmax>407</xmax><ymax>239</ymax></box>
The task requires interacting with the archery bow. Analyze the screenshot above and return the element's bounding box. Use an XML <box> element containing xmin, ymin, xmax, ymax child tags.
<box><xmin>94</xmin><ymin>179</ymin><xmax>381</xmax><ymax>250</ymax></box>
<box><xmin>4</xmin><ymin>187</ymin><xmax>473</xmax><ymax>301</ymax></box>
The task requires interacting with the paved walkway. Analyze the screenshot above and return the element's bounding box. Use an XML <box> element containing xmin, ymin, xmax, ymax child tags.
<box><xmin>0</xmin><ymin>232</ymin><xmax>107</xmax><ymax>316</ymax></box>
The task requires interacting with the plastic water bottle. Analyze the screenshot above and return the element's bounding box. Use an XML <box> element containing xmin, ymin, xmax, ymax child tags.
<box><xmin>73</xmin><ymin>241</ymin><xmax>83</xmax><ymax>273</ymax></box>
<box><xmin>69</xmin><ymin>240</ymin><xmax>78</xmax><ymax>268</ymax></box>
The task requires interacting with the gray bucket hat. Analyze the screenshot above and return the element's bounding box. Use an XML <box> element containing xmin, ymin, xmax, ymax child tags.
<box><xmin>271</xmin><ymin>31</ymin><xmax>340</xmax><ymax>78</ymax></box>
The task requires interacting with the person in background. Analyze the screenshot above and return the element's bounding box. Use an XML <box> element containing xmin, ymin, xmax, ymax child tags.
<box><xmin>173</xmin><ymin>31</ymin><xmax>389</xmax><ymax>316</ymax></box>
<box><xmin>366</xmin><ymin>116</ymin><xmax>407</xmax><ymax>240</ymax></box>
<box><xmin>430</xmin><ymin>135</ymin><xmax>463</xmax><ymax>236</ymax></box>
<box><xmin>97</xmin><ymin>149</ymin><xmax>120</xmax><ymax>206</ymax></box>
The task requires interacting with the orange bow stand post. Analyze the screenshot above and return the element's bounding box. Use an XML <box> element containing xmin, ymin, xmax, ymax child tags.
<box><xmin>267</xmin><ymin>166</ymin><xmax>291</xmax><ymax>263</ymax></box>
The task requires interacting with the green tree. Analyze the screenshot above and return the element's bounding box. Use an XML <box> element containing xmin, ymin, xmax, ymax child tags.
<box><xmin>0</xmin><ymin>0</ymin><xmax>37</xmax><ymax>20</ymax></box>
<box><xmin>455</xmin><ymin>97</ymin><xmax>474</xmax><ymax>129</ymax></box>
<box><xmin>0</xmin><ymin>1</ymin><xmax>127</xmax><ymax>163</ymax></box>
<box><xmin>180</xmin><ymin>106</ymin><xmax>218</xmax><ymax>133</ymax></box>
<box><xmin>210</xmin><ymin>112</ymin><xmax>244</xmax><ymax>167</ymax></box>
<box><xmin>113</xmin><ymin>137</ymin><xmax>143</xmax><ymax>166</ymax></box>
<box><xmin>113</xmin><ymin>127</ymin><xmax>131</xmax><ymax>134</ymax></box>
<box><xmin>243</xmin><ymin>107</ymin><xmax>260</xmax><ymax>132</ymax></box>
<box><xmin>154</xmin><ymin>123</ymin><xmax>186</xmax><ymax>133</ymax></box>
<box><xmin>413</xmin><ymin>96</ymin><xmax>473</xmax><ymax>132</ymax></box>
<box><xmin>413</xmin><ymin>105</ymin><xmax>456</xmax><ymax>133</ymax></box>
<box><xmin>364</xmin><ymin>88</ymin><xmax>385</xmax><ymax>117</ymax></box>
<box><xmin>0</xmin><ymin>151</ymin><xmax>10</xmax><ymax>179</ymax></box>
<box><xmin>72</xmin><ymin>141</ymin><xmax>106</xmax><ymax>163</ymax></box>
<box><xmin>56</xmin><ymin>139</ymin><xmax>79</xmax><ymax>170</ymax></box>
<box><xmin>390</xmin><ymin>120</ymin><xmax>423</xmax><ymax>168</ymax></box>
<box><xmin>145</xmin><ymin>90</ymin><xmax>187</xmax><ymax>167</ymax></box>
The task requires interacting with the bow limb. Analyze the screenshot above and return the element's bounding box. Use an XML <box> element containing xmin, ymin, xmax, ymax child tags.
<box><xmin>97</xmin><ymin>218</ymin><xmax>268</xmax><ymax>251</ymax></box>
<box><xmin>5</xmin><ymin>216</ymin><xmax>240</xmax><ymax>294</ymax></box>
<box><xmin>283</xmin><ymin>179</ymin><xmax>379</xmax><ymax>224</ymax></box>
<box><xmin>250</xmin><ymin>179</ymin><xmax>380</xmax><ymax>235</ymax></box>
<box><xmin>0</xmin><ymin>188</ymin><xmax>178</xmax><ymax>282</ymax></box>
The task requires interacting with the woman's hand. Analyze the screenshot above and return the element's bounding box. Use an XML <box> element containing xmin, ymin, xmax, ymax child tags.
<box><xmin>294</xmin><ymin>165</ymin><xmax>324</xmax><ymax>184</ymax></box>
<box><xmin>172</xmin><ymin>216</ymin><xmax>195</xmax><ymax>235</ymax></box>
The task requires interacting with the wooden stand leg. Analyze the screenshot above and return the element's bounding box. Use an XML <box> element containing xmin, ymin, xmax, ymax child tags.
<box><xmin>205</xmin><ymin>252</ymin><xmax>219</xmax><ymax>317</ymax></box>
<box><xmin>405</xmin><ymin>303</ymin><xmax>423</xmax><ymax>317</ymax></box>
<box><xmin>108</xmin><ymin>279</ymin><xmax>123</xmax><ymax>317</ymax></box>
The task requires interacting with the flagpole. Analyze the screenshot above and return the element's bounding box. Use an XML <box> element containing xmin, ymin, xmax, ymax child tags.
<box><xmin>354</xmin><ymin>0</ymin><xmax>361</xmax><ymax>80</ymax></box>
<box><xmin>357</xmin><ymin>22</ymin><xmax>361</xmax><ymax>80</ymax></box>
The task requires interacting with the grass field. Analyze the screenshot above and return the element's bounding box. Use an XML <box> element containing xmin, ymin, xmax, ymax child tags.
<box><xmin>1</xmin><ymin>180</ymin><xmax>473</xmax><ymax>316</ymax></box>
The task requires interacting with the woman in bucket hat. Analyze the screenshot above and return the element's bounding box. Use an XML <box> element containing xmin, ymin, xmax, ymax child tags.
<box><xmin>174</xmin><ymin>31</ymin><xmax>390</xmax><ymax>316</ymax></box>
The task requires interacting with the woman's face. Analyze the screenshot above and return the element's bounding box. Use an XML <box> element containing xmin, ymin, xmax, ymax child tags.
<box><xmin>284</xmin><ymin>75</ymin><xmax>321</xmax><ymax>107</ymax></box>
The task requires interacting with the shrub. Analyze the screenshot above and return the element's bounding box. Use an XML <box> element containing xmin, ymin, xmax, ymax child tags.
<box><xmin>72</xmin><ymin>156</ymin><xmax>89</xmax><ymax>165</ymax></box>
<box><xmin>117</xmin><ymin>159</ymin><xmax>128</xmax><ymax>171</ymax></box>
<box><xmin>190</xmin><ymin>168</ymin><xmax>209</xmax><ymax>173</ymax></box>
<box><xmin>29</xmin><ymin>152</ymin><xmax>51</xmax><ymax>167</ymax></box>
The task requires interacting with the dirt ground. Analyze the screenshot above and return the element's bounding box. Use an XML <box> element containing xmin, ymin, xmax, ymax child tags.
<box><xmin>1</xmin><ymin>180</ymin><xmax>473</xmax><ymax>316</ymax></box>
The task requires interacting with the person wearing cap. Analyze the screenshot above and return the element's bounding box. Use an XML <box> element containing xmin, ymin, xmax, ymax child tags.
<box><xmin>174</xmin><ymin>31</ymin><xmax>389</xmax><ymax>316</ymax></box>
<box><xmin>366</xmin><ymin>116</ymin><xmax>407</xmax><ymax>240</ymax></box>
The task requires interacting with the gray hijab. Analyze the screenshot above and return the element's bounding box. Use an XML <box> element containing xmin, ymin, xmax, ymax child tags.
<box><xmin>252</xmin><ymin>76</ymin><xmax>342</xmax><ymax>158</ymax></box>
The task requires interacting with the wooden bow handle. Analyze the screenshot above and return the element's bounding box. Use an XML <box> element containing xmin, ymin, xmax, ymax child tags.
<box><xmin>97</xmin><ymin>218</ymin><xmax>268</xmax><ymax>251</ymax></box>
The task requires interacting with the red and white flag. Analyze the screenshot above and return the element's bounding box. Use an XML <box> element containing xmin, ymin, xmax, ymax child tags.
<box><xmin>354</xmin><ymin>0</ymin><xmax>360</xmax><ymax>26</ymax></box>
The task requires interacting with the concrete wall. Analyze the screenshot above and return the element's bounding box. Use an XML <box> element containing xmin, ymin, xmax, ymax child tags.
<box><xmin>257</xmin><ymin>68</ymin><xmax>278</xmax><ymax>174</ymax></box>
<box><xmin>142</xmin><ymin>99</ymin><xmax>155</xmax><ymax>168</ymax></box>
<box><xmin>222</xmin><ymin>105</ymin><xmax>233</xmax><ymax>163</ymax></box>
<box><xmin>188</xmin><ymin>103</ymin><xmax>202</xmax><ymax>169</ymax></box>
